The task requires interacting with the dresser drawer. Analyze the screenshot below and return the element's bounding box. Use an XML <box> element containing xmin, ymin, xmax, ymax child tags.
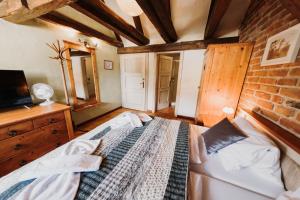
<box><xmin>0</xmin><ymin>120</ymin><xmax>33</xmax><ymax>141</ymax></box>
<box><xmin>33</xmin><ymin>112</ymin><xmax>65</xmax><ymax>129</ymax></box>
<box><xmin>0</xmin><ymin>139</ymin><xmax>66</xmax><ymax>177</ymax></box>
<box><xmin>0</xmin><ymin>121</ymin><xmax>68</xmax><ymax>162</ymax></box>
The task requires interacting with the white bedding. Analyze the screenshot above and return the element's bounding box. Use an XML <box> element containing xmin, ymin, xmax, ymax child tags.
<box><xmin>0</xmin><ymin>112</ymin><xmax>286</xmax><ymax>200</ymax></box>
<box><xmin>189</xmin><ymin>171</ymin><xmax>273</xmax><ymax>200</ymax></box>
<box><xmin>0</xmin><ymin>112</ymin><xmax>141</xmax><ymax>197</ymax></box>
<box><xmin>189</xmin><ymin>124</ymin><xmax>286</xmax><ymax>199</ymax></box>
<box><xmin>190</xmin><ymin>155</ymin><xmax>285</xmax><ymax>198</ymax></box>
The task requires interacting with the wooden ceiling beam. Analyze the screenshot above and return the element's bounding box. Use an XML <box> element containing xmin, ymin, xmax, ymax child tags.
<box><xmin>133</xmin><ymin>16</ymin><xmax>144</xmax><ymax>34</ymax></box>
<box><xmin>0</xmin><ymin>0</ymin><xmax>75</xmax><ymax>23</ymax></box>
<box><xmin>117</xmin><ymin>37</ymin><xmax>239</xmax><ymax>54</ymax></box>
<box><xmin>136</xmin><ymin>0</ymin><xmax>177</xmax><ymax>43</ymax></box>
<box><xmin>204</xmin><ymin>0</ymin><xmax>232</xmax><ymax>39</ymax></box>
<box><xmin>101</xmin><ymin>0</ymin><xmax>123</xmax><ymax>47</ymax></box>
<box><xmin>70</xmin><ymin>0</ymin><xmax>149</xmax><ymax>46</ymax></box>
<box><xmin>40</xmin><ymin>11</ymin><xmax>123</xmax><ymax>47</ymax></box>
<box><xmin>279</xmin><ymin>0</ymin><xmax>300</xmax><ymax>20</ymax></box>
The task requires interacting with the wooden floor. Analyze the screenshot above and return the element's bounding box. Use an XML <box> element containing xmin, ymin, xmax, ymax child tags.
<box><xmin>75</xmin><ymin>107</ymin><xmax>194</xmax><ymax>137</ymax></box>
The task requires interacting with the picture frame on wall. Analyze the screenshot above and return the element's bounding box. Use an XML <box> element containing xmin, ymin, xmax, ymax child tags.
<box><xmin>261</xmin><ymin>23</ymin><xmax>300</xmax><ymax>66</ymax></box>
<box><xmin>104</xmin><ymin>60</ymin><xmax>113</xmax><ymax>70</ymax></box>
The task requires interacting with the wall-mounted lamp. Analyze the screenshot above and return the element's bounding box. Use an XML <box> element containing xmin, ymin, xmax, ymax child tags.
<box><xmin>78</xmin><ymin>38</ymin><xmax>98</xmax><ymax>48</ymax></box>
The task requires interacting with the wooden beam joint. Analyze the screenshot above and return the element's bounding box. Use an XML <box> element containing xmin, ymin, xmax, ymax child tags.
<box><xmin>117</xmin><ymin>37</ymin><xmax>239</xmax><ymax>54</ymax></box>
<box><xmin>71</xmin><ymin>0</ymin><xmax>149</xmax><ymax>46</ymax></box>
<box><xmin>40</xmin><ymin>11</ymin><xmax>123</xmax><ymax>47</ymax></box>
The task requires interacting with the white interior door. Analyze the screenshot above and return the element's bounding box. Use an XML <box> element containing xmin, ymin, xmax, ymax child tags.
<box><xmin>157</xmin><ymin>55</ymin><xmax>173</xmax><ymax>110</ymax></box>
<box><xmin>121</xmin><ymin>54</ymin><xmax>147</xmax><ymax>111</ymax></box>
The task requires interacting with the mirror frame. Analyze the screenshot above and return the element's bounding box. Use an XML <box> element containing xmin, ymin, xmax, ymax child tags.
<box><xmin>63</xmin><ymin>40</ymin><xmax>101</xmax><ymax>110</ymax></box>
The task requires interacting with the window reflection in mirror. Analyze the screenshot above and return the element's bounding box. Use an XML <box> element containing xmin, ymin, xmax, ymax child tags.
<box><xmin>70</xmin><ymin>49</ymin><xmax>97</xmax><ymax>109</ymax></box>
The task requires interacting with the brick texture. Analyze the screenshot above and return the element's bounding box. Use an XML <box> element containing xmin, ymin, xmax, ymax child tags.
<box><xmin>238</xmin><ymin>0</ymin><xmax>300</xmax><ymax>136</ymax></box>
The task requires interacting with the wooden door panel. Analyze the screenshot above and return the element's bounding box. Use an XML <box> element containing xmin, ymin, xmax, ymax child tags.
<box><xmin>121</xmin><ymin>54</ymin><xmax>146</xmax><ymax>111</ymax></box>
<box><xmin>157</xmin><ymin>55</ymin><xmax>173</xmax><ymax>110</ymax></box>
<box><xmin>196</xmin><ymin>43</ymin><xmax>253</xmax><ymax>127</ymax></box>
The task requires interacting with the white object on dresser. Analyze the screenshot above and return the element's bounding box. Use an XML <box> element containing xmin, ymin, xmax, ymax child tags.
<box><xmin>31</xmin><ymin>83</ymin><xmax>54</xmax><ymax>106</ymax></box>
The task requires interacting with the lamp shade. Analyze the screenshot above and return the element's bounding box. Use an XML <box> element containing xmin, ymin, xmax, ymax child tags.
<box><xmin>116</xmin><ymin>0</ymin><xmax>143</xmax><ymax>16</ymax></box>
<box><xmin>222</xmin><ymin>107</ymin><xmax>234</xmax><ymax>115</ymax></box>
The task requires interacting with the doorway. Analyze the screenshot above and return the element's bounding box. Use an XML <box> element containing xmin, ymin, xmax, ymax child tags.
<box><xmin>155</xmin><ymin>53</ymin><xmax>180</xmax><ymax>116</ymax></box>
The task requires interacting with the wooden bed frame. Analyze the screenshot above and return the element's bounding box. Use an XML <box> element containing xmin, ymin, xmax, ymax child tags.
<box><xmin>237</xmin><ymin>108</ymin><xmax>300</xmax><ymax>190</ymax></box>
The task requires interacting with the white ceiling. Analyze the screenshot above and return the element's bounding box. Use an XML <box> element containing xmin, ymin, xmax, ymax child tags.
<box><xmin>55</xmin><ymin>0</ymin><xmax>250</xmax><ymax>47</ymax></box>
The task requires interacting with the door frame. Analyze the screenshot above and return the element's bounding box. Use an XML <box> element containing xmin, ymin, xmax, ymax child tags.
<box><xmin>153</xmin><ymin>51</ymin><xmax>183</xmax><ymax>116</ymax></box>
<box><xmin>120</xmin><ymin>53</ymin><xmax>148</xmax><ymax>111</ymax></box>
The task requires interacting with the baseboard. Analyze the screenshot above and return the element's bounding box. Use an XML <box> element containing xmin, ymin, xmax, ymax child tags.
<box><xmin>75</xmin><ymin>106</ymin><xmax>122</xmax><ymax>127</ymax></box>
<box><xmin>177</xmin><ymin>115</ymin><xmax>195</xmax><ymax>120</ymax></box>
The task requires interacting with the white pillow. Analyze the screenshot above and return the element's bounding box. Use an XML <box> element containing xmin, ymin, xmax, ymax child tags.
<box><xmin>110</xmin><ymin>112</ymin><xmax>143</xmax><ymax>129</ymax></box>
<box><xmin>218</xmin><ymin>116</ymin><xmax>282</xmax><ymax>184</ymax></box>
<box><xmin>137</xmin><ymin>113</ymin><xmax>153</xmax><ymax>122</ymax></box>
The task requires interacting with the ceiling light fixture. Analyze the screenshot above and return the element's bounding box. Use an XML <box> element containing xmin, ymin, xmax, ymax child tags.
<box><xmin>116</xmin><ymin>0</ymin><xmax>143</xmax><ymax>16</ymax></box>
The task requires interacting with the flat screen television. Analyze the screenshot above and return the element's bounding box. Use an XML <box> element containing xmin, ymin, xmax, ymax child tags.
<box><xmin>0</xmin><ymin>70</ymin><xmax>33</xmax><ymax>109</ymax></box>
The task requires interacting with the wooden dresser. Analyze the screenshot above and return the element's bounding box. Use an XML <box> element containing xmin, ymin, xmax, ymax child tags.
<box><xmin>0</xmin><ymin>103</ymin><xmax>74</xmax><ymax>176</ymax></box>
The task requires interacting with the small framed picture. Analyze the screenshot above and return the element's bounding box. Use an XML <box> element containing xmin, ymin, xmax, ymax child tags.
<box><xmin>261</xmin><ymin>24</ymin><xmax>300</xmax><ymax>66</ymax></box>
<box><xmin>104</xmin><ymin>60</ymin><xmax>113</xmax><ymax>70</ymax></box>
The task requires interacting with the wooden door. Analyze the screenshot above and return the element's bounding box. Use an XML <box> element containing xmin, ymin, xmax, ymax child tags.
<box><xmin>195</xmin><ymin>43</ymin><xmax>253</xmax><ymax>127</ymax></box>
<box><xmin>157</xmin><ymin>55</ymin><xmax>173</xmax><ymax>110</ymax></box>
<box><xmin>121</xmin><ymin>54</ymin><xmax>147</xmax><ymax>111</ymax></box>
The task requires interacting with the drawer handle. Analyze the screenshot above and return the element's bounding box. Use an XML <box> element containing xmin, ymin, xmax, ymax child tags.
<box><xmin>48</xmin><ymin>118</ymin><xmax>56</xmax><ymax>124</ymax></box>
<box><xmin>52</xmin><ymin>130</ymin><xmax>58</xmax><ymax>135</ymax></box>
<box><xmin>19</xmin><ymin>160</ymin><xmax>27</xmax><ymax>166</ymax></box>
<box><xmin>8</xmin><ymin>131</ymin><xmax>17</xmax><ymax>137</ymax></box>
<box><xmin>14</xmin><ymin>144</ymin><xmax>22</xmax><ymax>150</ymax></box>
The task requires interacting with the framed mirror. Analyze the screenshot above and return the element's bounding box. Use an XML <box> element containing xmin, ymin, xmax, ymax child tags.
<box><xmin>63</xmin><ymin>40</ymin><xmax>100</xmax><ymax>111</ymax></box>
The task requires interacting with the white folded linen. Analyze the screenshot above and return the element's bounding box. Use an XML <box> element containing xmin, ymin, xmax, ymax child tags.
<box><xmin>277</xmin><ymin>187</ymin><xmax>300</xmax><ymax>200</ymax></box>
<box><xmin>10</xmin><ymin>173</ymin><xmax>80</xmax><ymax>200</ymax></box>
<box><xmin>4</xmin><ymin>139</ymin><xmax>103</xmax><ymax>200</ymax></box>
<box><xmin>18</xmin><ymin>154</ymin><xmax>102</xmax><ymax>182</ymax></box>
<box><xmin>109</xmin><ymin>112</ymin><xmax>143</xmax><ymax>129</ymax></box>
<box><xmin>137</xmin><ymin>113</ymin><xmax>153</xmax><ymax>122</ymax></box>
<box><xmin>218</xmin><ymin>117</ymin><xmax>282</xmax><ymax>185</ymax></box>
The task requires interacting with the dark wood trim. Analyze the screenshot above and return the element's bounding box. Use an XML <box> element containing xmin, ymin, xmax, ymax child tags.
<box><xmin>133</xmin><ymin>16</ymin><xmax>144</xmax><ymax>34</ymax></box>
<box><xmin>114</xmin><ymin>32</ymin><xmax>123</xmax><ymax>42</ymax></box>
<box><xmin>101</xmin><ymin>0</ymin><xmax>124</xmax><ymax>47</ymax></box>
<box><xmin>136</xmin><ymin>0</ymin><xmax>177</xmax><ymax>43</ymax></box>
<box><xmin>162</xmin><ymin>0</ymin><xmax>171</xmax><ymax>18</ymax></box>
<box><xmin>279</xmin><ymin>0</ymin><xmax>300</xmax><ymax>20</ymax></box>
<box><xmin>70</xmin><ymin>0</ymin><xmax>149</xmax><ymax>46</ymax></box>
<box><xmin>177</xmin><ymin>115</ymin><xmax>195</xmax><ymax>121</ymax></box>
<box><xmin>70</xmin><ymin>50</ymin><xmax>91</xmax><ymax>57</ymax></box>
<box><xmin>240</xmin><ymin>108</ymin><xmax>300</xmax><ymax>155</ymax></box>
<box><xmin>117</xmin><ymin>37</ymin><xmax>239</xmax><ymax>54</ymax></box>
<box><xmin>40</xmin><ymin>12</ymin><xmax>123</xmax><ymax>47</ymax></box>
<box><xmin>204</xmin><ymin>0</ymin><xmax>232</xmax><ymax>39</ymax></box>
<box><xmin>74</xmin><ymin>106</ymin><xmax>122</xmax><ymax>127</ymax></box>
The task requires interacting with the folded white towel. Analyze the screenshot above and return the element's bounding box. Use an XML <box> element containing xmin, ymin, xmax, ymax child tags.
<box><xmin>10</xmin><ymin>173</ymin><xmax>80</xmax><ymax>200</ymax></box>
<box><xmin>277</xmin><ymin>187</ymin><xmax>300</xmax><ymax>200</ymax></box>
<box><xmin>18</xmin><ymin>154</ymin><xmax>102</xmax><ymax>182</ymax></box>
<box><xmin>4</xmin><ymin>139</ymin><xmax>103</xmax><ymax>200</ymax></box>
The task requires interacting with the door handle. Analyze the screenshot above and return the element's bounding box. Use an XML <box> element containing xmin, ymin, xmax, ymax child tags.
<box><xmin>140</xmin><ymin>78</ymin><xmax>145</xmax><ymax>88</ymax></box>
<box><xmin>140</xmin><ymin>81</ymin><xmax>144</xmax><ymax>88</ymax></box>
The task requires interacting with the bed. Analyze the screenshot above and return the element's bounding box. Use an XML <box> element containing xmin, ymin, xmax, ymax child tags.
<box><xmin>0</xmin><ymin>110</ymin><xmax>299</xmax><ymax>200</ymax></box>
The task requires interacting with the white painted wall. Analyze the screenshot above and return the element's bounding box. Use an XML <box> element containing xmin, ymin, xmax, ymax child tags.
<box><xmin>175</xmin><ymin>50</ymin><xmax>205</xmax><ymax>117</ymax></box>
<box><xmin>0</xmin><ymin>19</ymin><xmax>121</xmax><ymax>125</ymax></box>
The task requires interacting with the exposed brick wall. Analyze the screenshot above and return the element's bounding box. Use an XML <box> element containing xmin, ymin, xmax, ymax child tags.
<box><xmin>238</xmin><ymin>0</ymin><xmax>300</xmax><ymax>136</ymax></box>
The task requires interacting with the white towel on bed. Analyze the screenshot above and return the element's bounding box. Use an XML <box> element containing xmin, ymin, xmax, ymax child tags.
<box><xmin>7</xmin><ymin>139</ymin><xmax>103</xmax><ymax>200</ymax></box>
